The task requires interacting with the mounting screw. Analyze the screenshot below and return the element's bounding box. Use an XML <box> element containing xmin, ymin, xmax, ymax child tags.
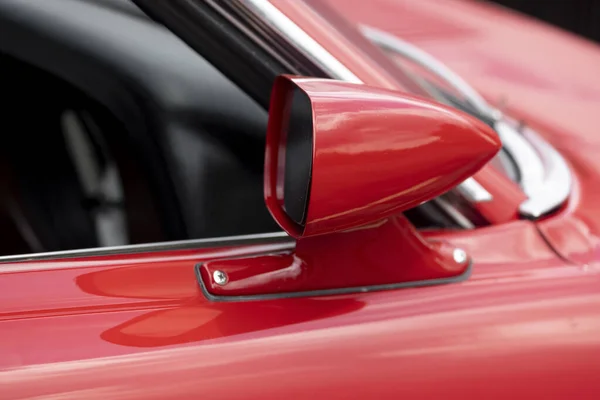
<box><xmin>453</xmin><ymin>248</ymin><xmax>468</xmax><ymax>264</ymax></box>
<box><xmin>213</xmin><ymin>270</ymin><xmax>228</xmax><ymax>286</ymax></box>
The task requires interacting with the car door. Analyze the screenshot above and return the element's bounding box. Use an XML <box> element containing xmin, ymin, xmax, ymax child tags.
<box><xmin>1</xmin><ymin>1</ymin><xmax>599</xmax><ymax>399</ymax></box>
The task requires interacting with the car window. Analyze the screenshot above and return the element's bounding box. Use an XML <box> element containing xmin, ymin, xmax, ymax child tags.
<box><xmin>0</xmin><ymin>0</ymin><xmax>282</xmax><ymax>257</ymax></box>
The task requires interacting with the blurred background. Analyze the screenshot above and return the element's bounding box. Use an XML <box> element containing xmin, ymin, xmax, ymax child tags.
<box><xmin>491</xmin><ymin>0</ymin><xmax>600</xmax><ymax>43</ymax></box>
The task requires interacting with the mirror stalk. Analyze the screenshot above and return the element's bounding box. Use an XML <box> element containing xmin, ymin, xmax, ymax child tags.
<box><xmin>198</xmin><ymin>75</ymin><xmax>500</xmax><ymax>300</ymax></box>
<box><xmin>198</xmin><ymin>214</ymin><xmax>470</xmax><ymax>300</ymax></box>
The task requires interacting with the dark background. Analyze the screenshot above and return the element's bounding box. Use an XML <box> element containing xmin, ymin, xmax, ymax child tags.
<box><xmin>490</xmin><ymin>0</ymin><xmax>600</xmax><ymax>43</ymax></box>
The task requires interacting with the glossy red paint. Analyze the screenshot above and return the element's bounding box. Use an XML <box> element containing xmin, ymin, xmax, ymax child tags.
<box><xmin>420</xmin><ymin>0</ymin><xmax>600</xmax><ymax>267</ymax></box>
<box><xmin>324</xmin><ymin>0</ymin><xmax>600</xmax><ymax>240</ymax></box>
<box><xmin>3</xmin><ymin>222</ymin><xmax>600</xmax><ymax>399</ymax></box>
<box><xmin>269</xmin><ymin>0</ymin><xmax>418</xmax><ymax>92</ymax></box>
<box><xmin>469</xmin><ymin>167</ymin><xmax>527</xmax><ymax>224</ymax></box>
<box><xmin>265</xmin><ymin>75</ymin><xmax>501</xmax><ymax>238</ymax></box>
<box><xmin>4</xmin><ymin>1</ymin><xmax>600</xmax><ymax>399</ymax></box>
<box><xmin>270</xmin><ymin>0</ymin><xmax>432</xmax><ymax>96</ymax></box>
<box><xmin>273</xmin><ymin>0</ymin><xmax>521</xmax><ymax>226</ymax></box>
<box><xmin>515</xmin><ymin>119</ymin><xmax>596</xmax><ymax>266</ymax></box>
<box><xmin>200</xmin><ymin>215</ymin><xmax>468</xmax><ymax>297</ymax></box>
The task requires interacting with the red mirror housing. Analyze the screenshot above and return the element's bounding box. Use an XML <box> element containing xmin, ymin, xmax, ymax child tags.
<box><xmin>265</xmin><ymin>75</ymin><xmax>501</xmax><ymax>238</ymax></box>
<box><xmin>198</xmin><ymin>75</ymin><xmax>501</xmax><ymax>301</ymax></box>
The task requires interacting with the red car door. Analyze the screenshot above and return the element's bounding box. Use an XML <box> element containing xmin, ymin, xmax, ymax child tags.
<box><xmin>2</xmin><ymin>1</ymin><xmax>600</xmax><ymax>399</ymax></box>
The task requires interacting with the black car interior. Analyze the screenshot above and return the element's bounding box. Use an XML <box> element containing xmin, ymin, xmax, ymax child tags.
<box><xmin>0</xmin><ymin>0</ymin><xmax>280</xmax><ymax>255</ymax></box>
<box><xmin>0</xmin><ymin>0</ymin><xmax>460</xmax><ymax>256</ymax></box>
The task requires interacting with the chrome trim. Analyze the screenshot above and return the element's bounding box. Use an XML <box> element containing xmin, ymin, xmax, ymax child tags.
<box><xmin>457</xmin><ymin>177</ymin><xmax>493</xmax><ymax>203</ymax></box>
<box><xmin>361</xmin><ymin>26</ymin><xmax>493</xmax><ymax>205</ymax></box>
<box><xmin>243</xmin><ymin>0</ymin><xmax>361</xmax><ymax>84</ymax></box>
<box><xmin>361</xmin><ymin>25</ymin><xmax>572</xmax><ymax>219</ymax></box>
<box><xmin>518</xmin><ymin>128</ymin><xmax>572</xmax><ymax>218</ymax></box>
<box><xmin>361</xmin><ymin>26</ymin><xmax>494</xmax><ymax>116</ymax></box>
<box><xmin>494</xmin><ymin>121</ymin><xmax>545</xmax><ymax>195</ymax></box>
<box><xmin>233</xmin><ymin>8</ymin><xmax>473</xmax><ymax>227</ymax></box>
<box><xmin>432</xmin><ymin>197</ymin><xmax>475</xmax><ymax>229</ymax></box>
<box><xmin>0</xmin><ymin>232</ymin><xmax>293</xmax><ymax>263</ymax></box>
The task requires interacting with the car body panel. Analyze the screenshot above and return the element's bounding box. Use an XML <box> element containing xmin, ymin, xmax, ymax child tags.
<box><xmin>324</xmin><ymin>0</ymin><xmax>600</xmax><ymax>265</ymax></box>
<box><xmin>3</xmin><ymin>218</ymin><xmax>600</xmax><ymax>399</ymax></box>
<box><xmin>2</xmin><ymin>0</ymin><xmax>600</xmax><ymax>398</ymax></box>
<box><xmin>3</xmin><ymin>223</ymin><xmax>600</xmax><ymax>399</ymax></box>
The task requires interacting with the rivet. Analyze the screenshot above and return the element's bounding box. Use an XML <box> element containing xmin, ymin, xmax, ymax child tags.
<box><xmin>453</xmin><ymin>248</ymin><xmax>468</xmax><ymax>264</ymax></box>
<box><xmin>213</xmin><ymin>270</ymin><xmax>228</xmax><ymax>286</ymax></box>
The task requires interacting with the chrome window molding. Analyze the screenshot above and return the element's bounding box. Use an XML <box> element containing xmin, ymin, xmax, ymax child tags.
<box><xmin>518</xmin><ymin>127</ymin><xmax>572</xmax><ymax>219</ymax></box>
<box><xmin>458</xmin><ymin>177</ymin><xmax>493</xmax><ymax>203</ymax></box>
<box><xmin>243</xmin><ymin>0</ymin><xmax>362</xmax><ymax>84</ymax></box>
<box><xmin>361</xmin><ymin>26</ymin><xmax>494</xmax><ymax>116</ymax></box>
<box><xmin>361</xmin><ymin>25</ymin><xmax>572</xmax><ymax>220</ymax></box>
<box><xmin>0</xmin><ymin>232</ymin><xmax>294</xmax><ymax>263</ymax></box>
<box><xmin>433</xmin><ymin>196</ymin><xmax>475</xmax><ymax>229</ymax></box>
<box><xmin>494</xmin><ymin>121</ymin><xmax>545</xmax><ymax>196</ymax></box>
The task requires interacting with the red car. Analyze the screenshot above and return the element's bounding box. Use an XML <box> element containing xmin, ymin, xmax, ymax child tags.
<box><xmin>1</xmin><ymin>0</ymin><xmax>599</xmax><ymax>398</ymax></box>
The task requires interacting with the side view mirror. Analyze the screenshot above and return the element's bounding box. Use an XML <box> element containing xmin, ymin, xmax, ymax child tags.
<box><xmin>198</xmin><ymin>75</ymin><xmax>500</xmax><ymax>301</ymax></box>
<box><xmin>265</xmin><ymin>75</ymin><xmax>500</xmax><ymax>238</ymax></box>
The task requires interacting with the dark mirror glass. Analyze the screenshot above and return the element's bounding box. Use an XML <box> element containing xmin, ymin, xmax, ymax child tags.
<box><xmin>283</xmin><ymin>87</ymin><xmax>313</xmax><ymax>226</ymax></box>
